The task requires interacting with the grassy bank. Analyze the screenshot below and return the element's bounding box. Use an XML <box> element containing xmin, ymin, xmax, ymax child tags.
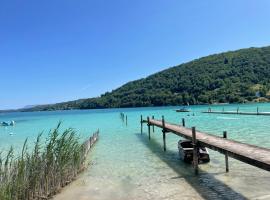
<box><xmin>0</xmin><ymin>123</ymin><xmax>97</xmax><ymax>200</ymax></box>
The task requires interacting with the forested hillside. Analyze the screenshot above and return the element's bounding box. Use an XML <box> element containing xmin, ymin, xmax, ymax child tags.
<box><xmin>22</xmin><ymin>46</ymin><xmax>270</xmax><ymax>111</ymax></box>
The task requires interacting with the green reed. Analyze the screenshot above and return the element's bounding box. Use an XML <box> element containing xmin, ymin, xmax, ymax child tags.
<box><xmin>0</xmin><ymin>122</ymin><xmax>93</xmax><ymax>200</ymax></box>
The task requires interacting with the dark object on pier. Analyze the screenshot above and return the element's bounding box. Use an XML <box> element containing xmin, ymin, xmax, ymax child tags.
<box><xmin>141</xmin><ymin>117</ymin><xmax>270</xmax><ymax>174</ymax></box>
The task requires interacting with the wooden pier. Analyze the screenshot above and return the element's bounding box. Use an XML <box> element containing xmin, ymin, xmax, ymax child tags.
<box><xmin>203</xmin><ymin>107</ymin><xmax>270</xmax><ymax>116</ymax></box>
<box><xmin>141</xmin><ymin>116</ymin><xmax>270</xmax><ymax>174</ymax></box>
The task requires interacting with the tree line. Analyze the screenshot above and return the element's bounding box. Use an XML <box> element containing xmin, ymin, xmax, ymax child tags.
<box><xmin>22</xmin><ymin>46</ymin><xmax>270</xmax><ymax>112</ymax></box>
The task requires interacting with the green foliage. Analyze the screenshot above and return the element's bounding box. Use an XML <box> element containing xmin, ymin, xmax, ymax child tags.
<box><xmin>0</xmin><ymin>123</ymin><xmax>87</xmax><ymax>200</ymax></box>
<box><xmin>22</xmin><ymin>46</ymin><xmax>270</xmax><ymax>111</ymax></box>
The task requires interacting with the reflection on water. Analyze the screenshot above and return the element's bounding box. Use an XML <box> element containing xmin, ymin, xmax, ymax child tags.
<box><xmin>1</xmin><ymin>104</ymin><xmax>270</xmax><ymax>199</ymax></box>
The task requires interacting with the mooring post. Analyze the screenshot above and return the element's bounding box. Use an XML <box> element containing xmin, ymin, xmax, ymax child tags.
<box><xmin>90</xmin><ymin>136</ymin><xmax>92</xmax><ymax>148</ymax></box>
<box><xmin>237</xmin><ymin>107</ymin><xmax>239</xmax><ymax>114</ymax></box>
<box><xmin>140</xmin><ymin>115</ymin><xmax>143</xmax><ymax>134</ymax></box>
<box><xmin>152</xmin><ymin>115</ymin><xmax>155</xmax><ymax>132</ymax></box>
<box><xmin>223</xmin><ymin>107</ymin><xmax>224</xmax><ymax>112</ymax></box>
<box><xmin>223</xmin><ymin>131</ymin><xmax>229</xmax><ymax>172</ymax></box>
<box><xmin>182</xmin><ymin>118</ymin><xmax>185</xmax><ymax>127</ymax></box>
<box><xmin>126</xmin><ymin>115</ymin><xmax>128</xmax><ymax>126</ymax></box>
<box><xmin>257</xmin><ymin>107</ymin><xmax>259</xmax><ymax>115</ymax></box>
<box><xmin>192</xmin><ymin>127</ymin><xmax>199</xmax><ymax>175</ymax></box>
<box><xmin>162</xmin><ymin>116</ymin><xmax>166</xmax><ymax>151</ymax></box>
<box><xmin>147</xmin><ymin>116</ymin><xmax>151</xmax><ymax>140</ymax></box>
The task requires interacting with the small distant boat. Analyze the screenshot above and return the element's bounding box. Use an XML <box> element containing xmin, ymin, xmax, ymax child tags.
<box><xmin>1</xmin><ymin>121</ymin><xmax>9</xmax><ymax>126</ymax></box>
<box><xmin>178</xmin><ymin>140</ymin><xmax>210</xmax><ymax>163</ymax></box>
<box><xmin>175</xmin><ymin>107</ymin><xmax>190</xmax><ymax>112</ymax></box>
<box><xmin>1</xmin><ymin>120</ymin><xmax>15</xmax><ymax>126</ymax></box>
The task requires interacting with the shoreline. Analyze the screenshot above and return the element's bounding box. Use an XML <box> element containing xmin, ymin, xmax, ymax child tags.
<box><xmin>1</xmin><ymin>101</ymin><xmax>270</xmax><ymax>114</ymax></box>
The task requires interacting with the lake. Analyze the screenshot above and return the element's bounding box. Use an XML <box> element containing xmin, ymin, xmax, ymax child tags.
<box><xmin>1</xmin><ymin>103</ymin><xmax>270</xmax><ymax>199</ymax></box>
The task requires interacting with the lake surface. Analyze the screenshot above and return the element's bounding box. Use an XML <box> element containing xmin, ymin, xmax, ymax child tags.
<box><xmin>1</xmin><ymin>103</ymin><xmax>270</xmax><ymax>200</ymax></box>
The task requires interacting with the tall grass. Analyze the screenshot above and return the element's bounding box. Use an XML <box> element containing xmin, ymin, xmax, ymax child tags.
<box><xmin>0</xmin><ymin>122</ymin><xmax>98</xmax><ymax>200</ymax></box>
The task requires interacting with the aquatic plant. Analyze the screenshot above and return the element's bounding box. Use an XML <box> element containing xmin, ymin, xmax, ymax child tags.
<box><xmin>0</xmin><ymin>122</ymin><xmax>99</xmax><ymax>200</ymax></box>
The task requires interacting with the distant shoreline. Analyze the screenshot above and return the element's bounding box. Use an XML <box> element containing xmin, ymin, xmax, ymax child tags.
<box><xmin>1</xmin><ymin>101</ymin><xmax>269</xmax><ymax>114</ymax></box>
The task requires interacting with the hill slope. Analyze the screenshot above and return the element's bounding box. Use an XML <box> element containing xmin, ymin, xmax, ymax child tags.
<box><xmin>23</xmin><ymin>46</ymin><xmax>270</xmax><ymax>111</ymax></box>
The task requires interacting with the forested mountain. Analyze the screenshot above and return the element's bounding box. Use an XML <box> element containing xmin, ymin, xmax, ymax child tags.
<box><xmin>22</xmin><ymin>46</ymin><xmax>270</xmax><ymax>111</ymax></box>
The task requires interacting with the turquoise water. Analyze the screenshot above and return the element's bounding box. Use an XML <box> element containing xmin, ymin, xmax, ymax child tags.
<box><xmin>1</xmin><ymin>103</ymin><xmax>270</xmax><ymax>199</ymax></box>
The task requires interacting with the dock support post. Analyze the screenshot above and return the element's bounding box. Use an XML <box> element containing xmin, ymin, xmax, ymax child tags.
<box><xmin>182</xmin><ymin>118</ymin><xmax>185</xmax><ymax>127</ymax></box>
<box><xmin>90</xmin><ymin>136</ymin><xmax>92</xmax><ymax>148</ymax></box>
<box><xmin>126</xmin><ymin>115</ymin><xmax>128</xmax><ymax>126</ymax></box>
<box><xmin>152</xmin><ymin>115</ymin><xmax>155</xmax><ymax>132</ymax></box>
<box><xmin>147</xmin><ymin>116</ymin><xmax>151</xmax><ymax>140</ymax></box>
<box><xmin>223</xmin><ymin>131</ymin><xmax>229</xmax><ymax>172</ymax></box>
<box><xmin>162</xmin><ymin>116</ymin><xmax>166</xmax><ymax>151</ymax></box>
<box><xmin>192</xmin><ymin>127</ymin><xmax>199</xmax><ymax>175</ymax></box>
<box><xmin>237</xmin><ymin>107</ymin><xmax>239</xmax><ymax>114</ymax></box>
<box><xmin>140</xmin><ymin>115</ymin><xmax>143</xmax><ymax>134</ymax></box>
<box><xmin>257</xmin><ymin>107</ymin><xmax>259</xmax><ymax>115</ymax></box>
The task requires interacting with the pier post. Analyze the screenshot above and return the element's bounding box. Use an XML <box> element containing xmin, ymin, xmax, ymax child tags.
<box><xmin>140</xmin><ymin>115</ymin><xmax>143</xmax><ymax>134</ymax></box>
<box><xmin>162</xmin><ymin>116</ymin><xmax>166</xmax><ymax>151</ymax></box>
<box><xmin>192</xmin><ymin>127</ymin><xmax>199</xmax><ymax>175</ymax></box>
<box><xmin>126</xmin><ymin>115</ymin><xmax>128</xmax><ymax>126</ymax></box>
<box><xmin>152</xmin><ymin>115</ymin><xmax>155</xmax><ymax>132</ymax></box>
<box><xmin>222</xmin><ymin>107</ymin><xmax>224</xmax><ymax>112</ymax></box>
<box><xmin>147</xmin><ymin>116</ymin><xmax>151</xmax><ymax>140</ymax></box>
<box><xmin>223</xmin><ymin>131</ymin><xmax>229</xmax><ymax>172</ymax></box>
<box><xmin>257</xmin><ymin>107</ymin><xmax>259</xmax><ymax>115</ymax></box>
<box><xmin>237</xmin><ymin>107</ymin><xmax>239</xmax><ymax>114</ymax></box>
<box><xmin>90</xmin><ymin>136</ymin><xmax>92</xmax><ymax>148</ymax></box>
<box><xmin>182</xmin><ymin>118</ymin><xmax>185</xmax><ymax>127</ymax></box>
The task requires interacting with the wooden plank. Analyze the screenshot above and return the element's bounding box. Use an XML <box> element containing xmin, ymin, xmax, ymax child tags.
<box><xmin>147</xmin><ymin>117</ymin><xmax>150</xmax><ymax>140</ymax></box>
<box><xmin>84</xmin><ymin>130</ymin><xmax>99</xmax><ymax>155</ymax></box>
<box><xmin>192</xmin><ymin>127</ymin><xmax>198</xmax><ymax>175</ymax></box>
<box><xmin>182</xmin><ymin>118</ymin><xmax>185</xmax><ymax>127</ymax></box>
<box><xmin>145</xmin><ymin>118</ymin><xmax>270</xmax><ymax>172</ymax></box>
<box><xmin>162</xmin><ymin>116</ymin><xmax>166</xmax><ymax>151</ymax></box>
<box><xmin>152</xmin><ymin>116</ymin><xmax>155</xmax><ymax>132</ymax></box>
<box><xmin>223</xmin><ymin>131</ymin><xmax>229</xmax><ymax>172</ymax></box>
<box><xmin>140</xmin><ymin>115</ymin><xmax>143</xmax><ymax>134</ymax></box>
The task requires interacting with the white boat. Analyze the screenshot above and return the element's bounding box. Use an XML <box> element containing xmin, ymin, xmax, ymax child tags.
<box><xmin>178</xmin><ymin>140</ymin><xmax>210</xmax><ymax>163</ymax></box>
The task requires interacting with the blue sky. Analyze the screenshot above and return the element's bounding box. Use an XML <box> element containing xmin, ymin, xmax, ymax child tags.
<box><xmin>1</xmin><ymin>0</ymin><xmax>270</xmax><ymax>109</ymax></box>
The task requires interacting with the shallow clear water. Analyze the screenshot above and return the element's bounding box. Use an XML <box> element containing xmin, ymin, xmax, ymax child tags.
<box><xmin>1</xmin><ymin>103</ymin><xmax>270</xmax><ymax>199</ymax></box>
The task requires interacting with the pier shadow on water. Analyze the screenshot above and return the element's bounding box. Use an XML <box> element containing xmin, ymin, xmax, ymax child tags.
<box><xmin>136</xmin><ymin>133</ymin><xmax>248</xmax><ymax>200</ymax></box>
